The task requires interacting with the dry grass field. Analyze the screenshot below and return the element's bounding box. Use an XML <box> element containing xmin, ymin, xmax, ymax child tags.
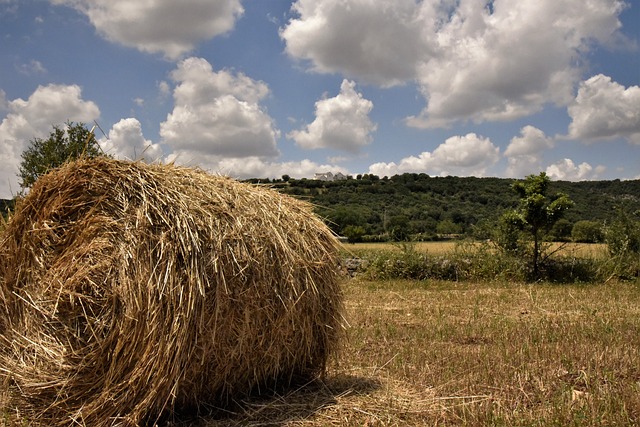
<box><xmin>197</xmin><ymin>277</ymin><xmax>640</xmax><ymax>427</ymax></box>
<box><xmin>3</xmin><ymin>277</ymin><xmax>639</xmax><ymax>426</ymax></box>
<box><xmin>2</xmin><ymin>237</ymin><xmax>637</xmax><ymax>426</ymax></box>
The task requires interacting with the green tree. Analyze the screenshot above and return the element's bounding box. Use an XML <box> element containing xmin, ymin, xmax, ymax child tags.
<box><xmin>496</xmin><ymin>210</ymin><xmax>526</xmax><ymax>255</ymax></box>
<box><xmin>342</xmin><ymin>225</ymin><xmax>366</xmax><ymax>243</ymax></box>
<box><xmin>572</xmin><ymin>220</ymin><xmax>603</xmax><ymax>243</ymax></box>
<box><xmin>548</xmin><ymin>218</ymin><xmax>573</xmax><ymax>242</ymax></box>
<box><xmin>605</xmin><ymin>206</ymin><xmax>640</xmax><ymax>257</ymax></box>
<box><xmin>18</xmin><ymin>121</ymin><xmax>104</xmax><ymax>191</ymax></box>
<box><xmin>387</xmin><ymin>214</ymin><xmax>410</xmax><ymax>241</ymax></box>
<box><xmin>500</xmin><ymin>172</ymin><xmax>574</xmax><ymax>279</ymax></box>
<box><xmin>436</xmin><ymin>219</ymin><xmax>463</xmax><ymax>236</ymax></box>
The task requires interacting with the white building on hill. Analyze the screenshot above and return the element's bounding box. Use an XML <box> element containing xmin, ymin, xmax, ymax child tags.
<box><xmin>314</xmin><ymin>172</ymin><xmax>347</xmax><ymax>181</ymax></box>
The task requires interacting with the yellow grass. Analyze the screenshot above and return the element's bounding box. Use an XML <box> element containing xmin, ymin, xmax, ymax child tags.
<box><xmin>3</xmin><ymin>273</ymin><xmax>639</xmax><ymax>426</ymax></box>
<box><xmin>192</xmin><ymin>277</ymin><xmax>640</xmax><ymax>426</ymax></box>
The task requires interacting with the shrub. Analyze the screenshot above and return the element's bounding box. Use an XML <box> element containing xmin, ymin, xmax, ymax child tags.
<box><xmin>572</xmin><ymin>220</ymin><xmax>604</xmax><ymax>243</ymax></box>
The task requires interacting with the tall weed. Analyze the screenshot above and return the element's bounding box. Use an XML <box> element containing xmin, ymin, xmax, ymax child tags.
<box><xmin>361</xmin><ymin>240</ymin><xmax>614</xmax><ymax>283</ymax></box>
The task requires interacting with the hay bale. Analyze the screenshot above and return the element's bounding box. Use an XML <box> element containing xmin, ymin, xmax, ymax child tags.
<box><xmin>0</xmin><ymin>158</ymin><xmax>343</xmax><ymax>426</ymax></box>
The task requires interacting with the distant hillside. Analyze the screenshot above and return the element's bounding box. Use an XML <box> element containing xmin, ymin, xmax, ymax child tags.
<box><xmin>4</xmin><ymin>174</ymin><xmax>639</xmax><ymax>241</ymax></box>
<box><xmin>251</xmin><ymin>174</ymin><xmax>640</xmax><ymax>241</ymax></box>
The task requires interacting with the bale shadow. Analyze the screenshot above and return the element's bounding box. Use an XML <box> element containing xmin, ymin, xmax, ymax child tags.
<box><xmin>166</xmin><ymin>374</ymin><xmax>381</xmax><ymax>427</ymax></box>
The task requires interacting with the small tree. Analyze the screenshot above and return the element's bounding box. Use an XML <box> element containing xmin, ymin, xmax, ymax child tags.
<box><xmin>18</xmin><ymin>121</ymin><xmax>104</xmax><ymax>191</ymax></box>
<box><xmin>605</xmin><ymin>206</ymin><xmax>640</xmax><ymax>257</ymax></box>
<box><xmin>572</xmin><ymin>220</ymin><xmax>603</xmax><ymax>243</ymax></box>
<box><xmin>342</xmin><ymin>225</ymin><xmax>366</xmax><ymax>243</ymax></box>
<box><xmin>499</xmin><ymin>172</ymin><xmax>573</xmax><ymax>279</ymax></box>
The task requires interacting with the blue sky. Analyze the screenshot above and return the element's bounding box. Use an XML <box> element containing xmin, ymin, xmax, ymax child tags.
<box><xmin>0</xmin><ymin>0</ymin><xmax>639</xmax><ymax>198</ymax></box>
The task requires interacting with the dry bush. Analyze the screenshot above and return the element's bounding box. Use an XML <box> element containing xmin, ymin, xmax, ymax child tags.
<box><xmin>0</xmin><ymin>158</ymin><xmax>343</xmax><ymax>426</ymax></box>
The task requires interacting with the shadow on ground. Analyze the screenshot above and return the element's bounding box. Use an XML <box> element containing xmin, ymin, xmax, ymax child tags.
<box><xmin>166</xmin><ymin>374</ymin><xmax>381</xmax><ymax>427</ymax></box>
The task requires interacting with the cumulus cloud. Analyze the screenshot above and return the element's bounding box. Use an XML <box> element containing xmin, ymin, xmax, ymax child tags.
<box><xmin>50</xmin><ymin>0</ymin><xmax>244</xmax><ymax>60</ymax></box>
<box><xmin>212</xmin><ymin>157</ymin><xmax>347</xmax><ymax>180</ymax></box>
<box><xmin>0</xmin><ymin>84</ymin><xmax>100</xmax><ymax>198</ymax></box>
<box><xmin>287</xmin><ymin>79</ymin><xmax>377</xmax><ymax>152</ymax></box>
<box><xmin>160</xmin><ymin>57</ymin><xmax>280</xmax><ymax>164</ymax></box>
<box><xmin>0</xmin><ymin>90</ymin><xmax>7</xmax><ymax>111</ymax></box>
<box><xmin>504</xmin><ymin>125</ymin><xmax>554</xmax><ymax>177</ymax></box>
<box><xmin>100</xmin><ymin>118</ymin><xmax>162</xmax><ymax>161</ymax></box>
<box><xmin>281</xmin><ymin>0</ymin><xmax>628</xmax><ymax>128</ymax></box>
<box><xmin>567</xmin><ymin>74</ymin><xmax>640</xmax><ymax>144</ymax></box>
<box><xmin>281</xmin><ymin>0</ymin><xmax>425</xmax><ymax>87</ymax></box>
<box><xmin>368</xmin><ymin>133</ymin><xmax>500</xmax><ymax>177</ymax></box>
<box><xmin>546</xmin><ymin>158</ymin><xmax>606</xmax><ymax>181</ymax></box>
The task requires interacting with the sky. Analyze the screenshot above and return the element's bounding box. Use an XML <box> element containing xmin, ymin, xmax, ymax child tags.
<box><xmin>0</xmin><ymin>0</ymin><xmax>639</xmax><ymax>199</ymax></box>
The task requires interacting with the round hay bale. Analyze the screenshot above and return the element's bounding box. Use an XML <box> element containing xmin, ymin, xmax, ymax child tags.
<box><xmin>0</xmin><ymin>158</ymin><xmax>344</xmax><ymax>426</ymax></box>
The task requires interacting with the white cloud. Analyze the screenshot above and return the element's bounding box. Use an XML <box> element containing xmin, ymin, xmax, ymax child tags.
<box><xmin>504</xmin><ymin>125</ymin><xmax>554</xmax><ymax>177</ymax></box>
<box><xmin>212</xmin><ymin>157</ymin><xmax>347</xmax><ymax>180</ymax></box>
<box><xmin>282</xmin><ymin>0</ymin><xmax>628</xmax><ymax>128</ymax></box>
<box><xmin>281</xmin><ymin>0</ymin><xmax>425</xmax><ymax>87</ymax></box>
<box><xmin>17</xmin><ymin>59</ymin><xmax>47</xmax><ymax>75</ymax></box>
<box><xmin>287</xmin><ymin>79</ymin><xmax>377</xmax><ymax>152</ymax></box>
<box><xmin>409</xmin><ymin>0</ymin><xmax>627</xmax><ymax>128</ymax></box>
<box><xmin>369</xmin><ymin>133</ymin><xmax>500</xmax><ymax>177</ymax></box>
<box><xmin>50</xmin><ymin>0</ymin><xmax>244</xmax><ymax>60</ymax></box>
<box><xmin>546</xmin><ymin>158</ymin><xmax>606</xmax><ymax>181</ymax></box>
<box><xmin>567</xmin><ymin>74</ymin><xmax>640</xmax><ymax>143</ymax></box>
<box><xmin>157</xmin><ymin>81</ymin><xmax>171</xmax><ymax>98</ymax></box>
<box><xmin>170</xmin><ymin>57</ymin><xmax>269</xmax><ymax>106</ymax></box>
<box><xmin>160</xmin><ymin>57</ymin><xmax>280</xmax><ymax>162</ymax></box>
<box><xmin>0</xmin><ymin>84</ymin><xmax>100</xmax><ymax>198</ymax></box>
<box><xmin>0</xmin><ymin>89</ymin><xmax>7</xmax><ymax>111</ymax></box>
<box><xmin>100</xmin><ymin>118</ymin><xmax>162</xmax><ymax>161</ymax></box>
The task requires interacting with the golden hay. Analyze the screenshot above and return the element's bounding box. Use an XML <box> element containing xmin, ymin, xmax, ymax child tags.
<box><xmin>0</xmin><ymin>158</ymin><xmax>344</xmax><ymax>426</ymax></box>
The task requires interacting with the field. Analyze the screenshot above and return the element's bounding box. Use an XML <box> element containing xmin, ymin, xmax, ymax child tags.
<box><xmin>202</xmin><ymin>277</ymin><xmax>640</xmax><ymax>426</ymax></box>
<box><xmin>2</xmin><ymin>245</ymin><xmax>639</xmax><ymax>426</ymax></box>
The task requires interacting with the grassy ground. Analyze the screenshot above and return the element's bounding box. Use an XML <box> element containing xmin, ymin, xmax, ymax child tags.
<box><xmin>204</xmin><ymin>278</ymin><xmax>640</xmax><ymax>426</ymax></box>
<box><xmin>3</xmin><ymin>276</ymin><xmax>639</xmax><ymax>426</ymax></box>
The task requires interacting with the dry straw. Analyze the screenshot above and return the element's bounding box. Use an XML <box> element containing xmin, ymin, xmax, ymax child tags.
<box><xmin>0</xmin><ymin>158</ymin><xmax>344</xmax><ymax>426</ymax></box>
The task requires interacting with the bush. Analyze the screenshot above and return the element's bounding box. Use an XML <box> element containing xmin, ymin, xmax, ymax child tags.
<box><xmin>355</xmin><ymin>239</ymin><xmax>620</xmax><ymax>284</ymax></box>
<box><xmin>572</xmin><ymin>220</ymin><xmax>603</xmax><ymax>243</ymax></box>
<box><xmin>363</xmin><ymin>241</ymin><xmax>530</xmax><ymax>282</ymax></box>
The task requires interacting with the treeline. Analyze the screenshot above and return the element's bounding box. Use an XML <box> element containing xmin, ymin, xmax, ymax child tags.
<box><xmin>3</xmin><ymin>172</ymin><xmax>639</xmax><ymax>242</ymax></box>
<box><xmin>246</xmin><ymin>173</ymin><xmax>640</xmax><ymax>242</ymax></box>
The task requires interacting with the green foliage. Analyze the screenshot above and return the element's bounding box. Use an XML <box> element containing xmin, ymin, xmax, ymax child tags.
<box><xmin>435</xmin><ymin>219</ymin><xmax>463</xmax><ymax>235</ymax></box>
<box><xmin>498</xmin><ymin>172</ymin><xmax>574</xmax><ymax>279</ymax></box>
<box><xmin>343</xmin><ymin>225</ymin><xmax>366</xmax><ymax>243</ymax></box>
<box><xmin>252</xmin><ymin>173</ymin><xmax>640</xmax><ymax>243</ymax></box>
<box><xmin>366</xmin><ymin>244</ymin><xmax>458</xmax><ymax>281</ymax></box>
<box><xmin>605</xmin><ymin>207</ymin><xmax>640</xmax><ymax>257</ymax></box>
<box><xmin>496</xmin><ymin>210</ymin><xmax>526</xmax><ymax>255</ymax></box>
<box><xmin>571</xmin><ymin>220</ymin><xmax>603</xmax><ymax>243</ymax></box>
<box><xmin>363</xmin><ymin>241</ymin><xmax>530</xmax><ymax>282</ymax></box>
<box><xmin>548</xmin><ymin>218</ymin><xmax>572</xmax><ymax>242</ymax></box>
<box><xmin>356</xmin><ymin>241</ymin><xmax>603</xmax><ymax>284</ymax></box>
<box><xmin>18</xmin><ymin>121</ymin><xmax>105</xmax><ymax>191</ymax></box>
<box><xmin>387</xmin><ymin>214</ymin><xmax>410</xmax><ymax>241</ymax></box>
<box><xmin>321</xmin><ymin>205</ymin><xmax>369</xmax><ymax>235</ymax></box>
